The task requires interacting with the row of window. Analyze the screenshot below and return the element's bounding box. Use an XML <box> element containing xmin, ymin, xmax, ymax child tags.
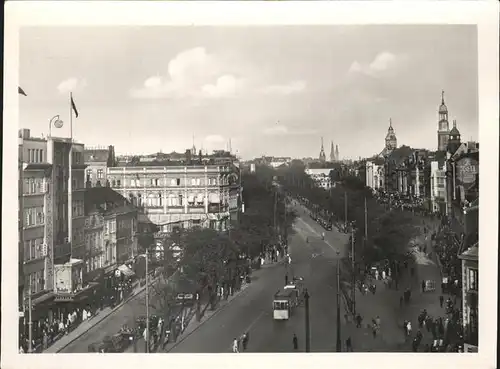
<box><xmin>85</xmin><ymin>231</ymin><xmax>103</xmax><ymax>251</ymax></box>
<box><xmin>86</xmin><ymin>169</ymin><xmax>104</xmax><ymax>180</ymax></box>
<box><xmin>25</xmin><ymin>270</ymin><xmax>45</xmax><ymax>295</ymax></box>
<box><xmin>72</xmin><ymin>151</ymin><xmax>83</xmax><ymax>165</ymax></box>
<box><xmin>23</xmin><ymin>177</ymin><xmax>45</xmax><ymax>195</ymax></box>
<box><xmin>72</xmin><ymin>200</ymin><xmax>85</xmax><ymax>217</ymax></box>
<box><xmin>26</xmin><ymin>148</ymin><xmax>44</xmax><ymax>164</ymax></box>
<box><xmin>24</xmin><ymin>238</ymin><xmax>45</xmax><ymax>261</ymax></box>
<box><xmin>104</xmin><ymin>220</ymin><xmax>116</xmax><ymax>234</ymax></box>
<box><xmin>468</xmin><ymin>268</ymin><xmax>478</xmax><ymax>291</ymax></box>
<box><xmin>24</xmin><ymin>207</ymin><xmax>45</xmax><ymax>227</ymax></box>
<box><xmin>110</xmin><ymin>177</ymin><xmax>222</xmax><ymax>188</ymax></box>
<box><xmin>129</xmin><ymin>193</ymin><xmax>223</xmax><ymax>207</ymax></box>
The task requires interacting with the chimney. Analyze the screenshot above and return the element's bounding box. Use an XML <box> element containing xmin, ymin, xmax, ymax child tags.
<box><xmin>19</xmin><ymin>128</ymin><xmax>30</xmax><ymax>139</ymax></box>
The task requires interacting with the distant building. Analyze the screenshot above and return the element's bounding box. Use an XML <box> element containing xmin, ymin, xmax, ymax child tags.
<box><xmin>430</xmin><ymin>159</ymin><xmax>447</xmax><ymax>213</ymax></box>
<box><xmin>365</xmin><ymin>158</ymin><xmax>385</xmax><ymax>192</ymax></box>
<box><xmin>84</xmin><ymin>145</ymin><xmax>116</xmax><ymax>188</ymax></box>
<box><xmin>305</xmin><ymin>168</ymin><xmax>333</xmax><ymax>189</ymax></box>
<box><xmin>318</xmin><ymin>137</ymin><xmax>326</xmax><ymax>163</ymax></box>
<box><xmin>106</xmin><ymin>158</ymin><xmax>241</xmax><ymax>239</ymax></box>
<box><xmin>269</xmin><ymin>157</ymin><xmax>291</xmax><ymax>168</ymax></box>
<box><xmin>437</xmin><ymin>91</ymin><xmax>450</xmax><ymax>151</ymax></box>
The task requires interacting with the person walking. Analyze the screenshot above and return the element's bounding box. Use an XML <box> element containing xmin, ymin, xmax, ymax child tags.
<box><xmin>232</xmin><ymin>338</ymin><xmax>239</xmax><ymax>353</ymax></box>
<box><xmin>292</xmin><ymin>333</ymin><xmax>298</xmax><ymax>351</ymax></box>
<box><xmin>355</xmin><ymin>314</ymin><xmax>363</xmax><ymax>328</ymax></box>
<box><xmin>346</xmin><ymin>337</ymin><xmax>352</xmax><ymax>352</ymax></box>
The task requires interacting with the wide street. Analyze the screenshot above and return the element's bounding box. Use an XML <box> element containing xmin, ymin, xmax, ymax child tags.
<box><xmin>169</xmin><ymin>203</ymin><xmax>349</xmax><ymax>353</ymax></box>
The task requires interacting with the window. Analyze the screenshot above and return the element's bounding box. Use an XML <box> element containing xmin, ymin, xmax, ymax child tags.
<box><xmin>178</xmin><ymin>194</ymin><xmax>183</xmax><ymax>206</ymax></box>
<box><xmin>26</xmin><ymin>270</ymin><xmax>45</xmax><ymax>294</ymax></box>
<box><xmin>39</xmin><ymin>149</ymin><xmax>43</xmax><ymax>162</ymax></box>
<box><xmin>191</xmin><ymin>178</ymin><xmax>196</xmax><ymax>186</ymax></box>
<box><xmin>188</xmin><ymin>194</ymin><xmax>195</xmax><ymax>205</ymax></box>
<box><xmin>137</xmin><ymin>193</ymin><xmax>143</xmax><ymax>206</ymax></box>
<box><xmin>168</xmin><ymin>194</ymin><xmax>177</xmax><ymax>206</ymax></box>
<box><xmin>468</xmin><ymin>268</ymin><xmax>478</xmax><ymax>291</ymax></box>
<box><xmin>24</xmin><ymin>208</ymin><xmax>35</xmax><ymax>227</ymax></box>
<box><xmin>117</xmin><ymin>179</ymin><xmax>121</xmax><ymax>187</ymax></box>
<box><xmin>196</xmin><ymin>194</ymin><xmax>204</xmax><ymax>206</ymax></box>
<box><xmin>97</xmin><ymin>169</ymin><xmax>104</xmax><ymax>179</ymax></box>
<box><xmin>151</xmin><ymin>178</ymin><xmax>160</xmax><ymax>187</ymax></box>
<box><xmin>176</xmin><ymin>178</ymin><xmax>181</xmax><ymax>186</ymax></box>
<box><xmin>36</xmin><ymin>208</ymin><xmax>45</xmax><ymax>224</ymax></box>
<box><xmin>158</xmin><ymin>193</ymin><xmax>163</xmax><ymax>206</ymax></box>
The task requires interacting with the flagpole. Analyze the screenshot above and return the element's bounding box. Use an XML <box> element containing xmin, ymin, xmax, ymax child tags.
<box><xmin>68</xmin><ymin>93</ymin><xmax>73</xmax><ymax>259</ymax></box>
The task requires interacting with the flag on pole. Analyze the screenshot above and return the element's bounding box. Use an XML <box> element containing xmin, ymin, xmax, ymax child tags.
<box><xmin>71</xmin><ymin>94</ymin><xmax>79</xmax><ymax>118</ymax></box>
<box><xmin>18</xmin><ymin>86</ymin><xmax>27</xmax><ymax>96</ymax></box>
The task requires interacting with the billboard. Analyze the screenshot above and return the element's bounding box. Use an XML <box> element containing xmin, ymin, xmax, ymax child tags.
<box><xmin>455</xmin><ymin>157</ymin><xmax>478</xmax><ymax>190</ymax></box>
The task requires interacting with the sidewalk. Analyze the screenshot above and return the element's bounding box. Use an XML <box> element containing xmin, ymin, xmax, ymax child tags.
<box><xmin>44</xmin><ymin>276</ymin><xmax>156</xmax><ymax>353</ymax></box>
<box><xmin>341</xmin><ymin>219</ymin><xmax>450</xmax><ymax>352</ymax></box>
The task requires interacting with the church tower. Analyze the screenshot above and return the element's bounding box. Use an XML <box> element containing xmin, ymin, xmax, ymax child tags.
<box><xmin>437</xmin><ymin>90</ymin><xmax>450</xmax><ymax>151</ymax></box>
<box><xmin>319</xmin><ymin>137</ymin><xmax>326</xmax><ymax>162</ymax></box>
<box><xmin>330</xmin><ymin>141</ymin><xmax>335</xmax><ymax>162</ymax></box>
<box><xmin>335</xmin><ymin>145</ymin><xmax>339</xmax><ymax>162</ymax></box>
<box><xmin>385</xmin><ymin>118</ymin><xmax>398</xmax><ymax>150</ymax></box>
<box><xmin>447</xmin><ymin>119</ymin><xmax>461</xmax><ymax>155</ymax></box>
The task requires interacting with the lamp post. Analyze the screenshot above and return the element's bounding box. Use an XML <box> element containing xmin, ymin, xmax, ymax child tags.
<box><xmin>336</xmin><ymin>250</ymin><xmax>342</xmax><ymax>352</ymax></box>
<box><xmin>304</xmin><ymin>289</ymin><xmax>310</xmax><ymax>352</ymax></box>
<box><xmin>48</xmin><ymin>115</ymin><xmax>63</xmax><ymax>138</ymax></box>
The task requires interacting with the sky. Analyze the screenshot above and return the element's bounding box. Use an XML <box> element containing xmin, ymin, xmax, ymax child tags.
<box><xmin>19</xmin><ymin>25</ymin><xmax>478</xmax><ymax>160</ymax></box>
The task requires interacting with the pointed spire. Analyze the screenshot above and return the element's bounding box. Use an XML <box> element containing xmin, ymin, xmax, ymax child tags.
<box><xmin>441</xmin><ymin>90</ymin><xmax>445</xmax><ymax>104</ymax></box>
<box><xmin>389</xmin><ymin>118</ymin><xmax>392</xmax><ymax>128</ymax></box>
<box><xmin>321</xmin><ymin>136</ymin><xmax>324</xmax><ymax>149</ymax></box>
<box><xmin>453</xmin><ymin>119</ymin><xmax>457</xmax><ymax>128</ymax></box>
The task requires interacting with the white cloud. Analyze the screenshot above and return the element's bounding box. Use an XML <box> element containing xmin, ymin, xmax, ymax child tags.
<box><xmin>57</xmin><ymin>77</ymin><xmax>87</xmax><ymax>94</ymax></box>
<box><xmin>201</xmin><ymin>75</ymin><xmax>246</xmax><ymax>99</ymax></box>
<box><xmin>348</xmin><ymin>52</ymin><xmax>400</xmax><ymax>77</ymax></box>
<box><xmin>130</xmin><ymin>47</ymin><xmax>306</xmax><ymax>99</ymax></box>
<box><xmin>263</xmin><ymin>124</ymin><xmax>317</xmax><ymax>136</ymax></box>
<box><xmin>204</xmin><ymin>134</ymin><xmax>225</xmax><ymax>143</ymax></box>
<box><xmin>261</xmin><ymin>80</ymin><xmax>307</xmax><ymax>95</ymax></box>
<box><xmin>264</xmin><ymin>125</ymin><xmax>289</xmax><ymax>135</ymax></box>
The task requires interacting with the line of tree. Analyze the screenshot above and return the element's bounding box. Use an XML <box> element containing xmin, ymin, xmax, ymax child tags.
<box><xmin>142</xmin><ymin>169</ymin><xmax>297</xmax><ymax>330</ymax></box>
<box><xmin>275</xmin><ymin>160</ymin><xmax>417</xmax><ymax>274</ymax></box>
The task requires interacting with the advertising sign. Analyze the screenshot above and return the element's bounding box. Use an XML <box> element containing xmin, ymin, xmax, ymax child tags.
<box><xmin>455</xmin><ymin>158</ymin><xmax>478</xmax><ymax>189</ymax></box>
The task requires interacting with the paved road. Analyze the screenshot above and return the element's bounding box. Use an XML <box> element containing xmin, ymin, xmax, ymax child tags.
<box><xmin>169</xmin><ymin>203</ymin><xmax>349</xmax><ymax>353</ymax></box>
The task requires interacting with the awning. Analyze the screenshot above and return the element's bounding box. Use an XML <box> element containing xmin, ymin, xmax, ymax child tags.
<box><xmin>117</xmin><ymin>264</ymin><xmax>135</xmax><ymax>278</ymax></box>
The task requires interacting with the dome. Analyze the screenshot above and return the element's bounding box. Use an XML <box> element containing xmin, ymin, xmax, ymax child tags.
<box><xmin>449</xmin><ymin>126</ymin><xmax>460</xmax><ymax>135</ymax></box>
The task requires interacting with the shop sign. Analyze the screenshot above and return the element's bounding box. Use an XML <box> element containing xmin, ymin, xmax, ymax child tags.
<box><xmin>456</xmin><ymin>158</ymin><xmax>478</xmax><ymax>188</ymax></box>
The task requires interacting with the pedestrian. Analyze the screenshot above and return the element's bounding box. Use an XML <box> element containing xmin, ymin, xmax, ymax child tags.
<box><xmin>439</xmin><ymin>295</ymin><xmax>444</xmax><ymax>308</ymax></box>
<box><xmin>421</xmin><ymin>280</ymin><xmax>426</xmax><ymax>293</ymax></box>
<box><xmin>355</xmin><ymin>314</ymin><xmax>363</xmax><ymax>328</ymax></box>
<box><xmin>375</xmin><ymin>316</ymin><xmax>381</xmax><ymax>329</ymax></box>
<box><xmin>406</xmin><ymin>321</ymin><xmax>412</xmax><ymax>336</ymax></box>
<box><xmin>372</xmin><ymin>324</ymin><xmax>377</xmax><ymax>338</ymax></box>
<box><xmin>242</xmin><ymin>332</ymin><xmax>249</xmax><ymax>351</ymax></box>
<box><xmin>292</xmin><ymin>333</ymin><xmax>298</xmax><ymax>351</ymax></box>
<box><xmin>232</xmin><ymin>338</ymin><xmax>239</xmax><ymax>353</ymax></box>
<box><xmin>346</xmin><ymin>337</ymin><xmax>352</xmax><ymax>352</ymax></box>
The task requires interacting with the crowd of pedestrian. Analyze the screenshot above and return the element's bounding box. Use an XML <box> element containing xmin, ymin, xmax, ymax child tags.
<box><xmin>19</xmin><ymin>305</ymin><xmax>97</xmax><ymax>353</ymax></box>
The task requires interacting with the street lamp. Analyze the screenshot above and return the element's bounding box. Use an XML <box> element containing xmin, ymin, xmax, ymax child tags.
<box><xmin>336</xmin><ymin>250</ymin><xmax>342</xmax><ymax>352</ymax></box>
<box><xmin>304</xmin><ymin>289</ymin><xmax>310</xmax><ymax>352</ymax></box>
<box><xmin>48</xmin><ymin>115</ymin><xmax>63</xmax><ymax>138</ymax></box>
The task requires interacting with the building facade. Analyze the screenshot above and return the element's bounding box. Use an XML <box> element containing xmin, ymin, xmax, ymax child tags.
<box><xmin>84</xmin><ymin>145</ymin><xmax>116</xmax><ymax>188</ymax></box>
<box><xmin>106</xmin><ymin>162</ymin><xmax>241</xmax><ymax>238</ymax></box>
<box><xmin>18</xmin><ymin>129</ymin><xmax>87</xmax><ymax>322</ymax></box>
<box><xmin>430</xmin><ymin>160</ymin><xmax>447</xmax><ymax>213</ymax></box>
<box><xmin>365</xmin><ymin>159</ymin><xmax>385</xmax><ymax>192</ymax></box>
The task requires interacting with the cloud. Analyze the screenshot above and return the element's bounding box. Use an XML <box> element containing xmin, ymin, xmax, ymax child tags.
<box><xmin>261</xmin><ymin>80</ymin><xmax>307</xmax><ymax>95</ymax></box>
<box><xmin>130</xmin><ymin>47</ymin><xmax>306</xmax><ymax>100</ymax></box>
<box><xmin>348</xmin><ymin>52</ymin><xmax>400</xmax><ymax>77</ymax></box>
<box><xmin>57</xmin><ymin>77</ymin><xmax>87</xmax><ymax>94</ymax></box>
<box><xmin>204</xmin><ymin>134</ymin><xmax>225</xmax><ymax>143</ymax></box>
<box><xmin>263</xmin><ymin>124</ymin><xmax>317</xmax><ymax>136</ymax></box>
<box><xmin>264</xmin><ymin>125</ymin><xmax>289</xmax><ymax>135</ymax></box>
<box><xmin>130</xmin><ymin>47</ymin><xmax>244</xmax><ymax>99</ymax></box>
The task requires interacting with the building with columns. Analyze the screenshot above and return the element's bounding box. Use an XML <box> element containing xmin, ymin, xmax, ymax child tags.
<box><xmin>365</xmin><ymin>158</ymin><xmax>385</xmax><ymax>192</ymax></box>
<box><xmin>106</xmin><ymin>160</ymin><xmax>241</xmax><ymax>239</ymax></box>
